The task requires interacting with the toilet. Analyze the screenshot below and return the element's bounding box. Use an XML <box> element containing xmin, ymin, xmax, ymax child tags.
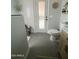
<box><xmin>47</xmin><ymin>29</ymin><xmax>60</xmax><ymax>41</ymax></box>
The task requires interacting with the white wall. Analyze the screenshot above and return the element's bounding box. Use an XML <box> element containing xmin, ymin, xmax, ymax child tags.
<box><xmin>33</xmin><ymin>0</ymin><xmax>62</xmax><ymax>32</ymax></box>
<box><xmin>11</xmin><ymin>0</ymin><xmax>35</xmax><ymax>32</ymax></box>
<box><xmin>60</xmin><ymin>0</ymin><xmax>68</xmax><ymax>31</ymax></box>
<box><xmin>11</xmin><ymin>0</ymin><xmax>63</xmax><ymax>32</ymax></box>
<box><xmin>11</xmin><ymin>0</ymin><xmax>22</xmax><ymax>15</ymax></box>
<box><xmin>48</xmin><ymin>0</ymin><xmax>61</xmax><ymax>30</ymax></box>
<box><xmin>33</xmin><ymin>0</ymin><xmax>39</xmax><ymax>32</ymax></box>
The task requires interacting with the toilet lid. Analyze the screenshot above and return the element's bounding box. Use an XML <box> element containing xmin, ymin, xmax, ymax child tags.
<box><xmin>48</xmin><ymin>29</ymin><xmax>59</xmax><ymax>34</ymax></box>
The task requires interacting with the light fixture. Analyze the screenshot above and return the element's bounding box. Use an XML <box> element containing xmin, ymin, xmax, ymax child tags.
<box><xmin>52</xmin><ymin>0</ymin><xmax>59</xmax><ymax>9</ymax></box>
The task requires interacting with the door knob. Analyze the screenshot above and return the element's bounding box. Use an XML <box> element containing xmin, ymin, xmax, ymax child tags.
<box><xmin>45</xmin><ymin>16</ymin><xmax>48</xmax><ymax>20</ymax></box>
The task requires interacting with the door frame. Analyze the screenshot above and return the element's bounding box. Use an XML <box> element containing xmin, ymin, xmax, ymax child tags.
<box><xmin>33</xmin><ymin>0</ymin><xmax>49</xmax><ymax>33</ymax></box>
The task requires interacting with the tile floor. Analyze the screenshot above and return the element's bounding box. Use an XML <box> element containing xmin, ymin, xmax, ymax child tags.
<box><xmin>27</xmin><ymin>33</ymin><xmax>59</xmax><ymax>59</ymax></box>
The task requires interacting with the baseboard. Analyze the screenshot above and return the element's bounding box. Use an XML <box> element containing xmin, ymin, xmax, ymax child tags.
<box><xmin>36</xmin><ymin>55</ymin><xmax>58</xmax><ymax>59</ymax></box>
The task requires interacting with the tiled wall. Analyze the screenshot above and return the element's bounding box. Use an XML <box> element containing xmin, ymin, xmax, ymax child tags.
<box><xmin>60</xmin><ymin>0</ymin><xmax>68</xmax><ymax>32</ymax></box>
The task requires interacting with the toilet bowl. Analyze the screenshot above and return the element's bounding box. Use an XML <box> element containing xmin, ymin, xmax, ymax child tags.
<box><xmin>47</xmin><ymin>29</ymin><xmax>60</xmax><ymax>40</ymax></box>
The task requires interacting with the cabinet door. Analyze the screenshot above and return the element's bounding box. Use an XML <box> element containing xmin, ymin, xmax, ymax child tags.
<box><xmin>11</xmin><ymin>16</ymin><xmax>28</xmax><ymax>58</ymax></box>
<box><xmin>59</xmin><ymin>32</ymin><xmax>68</xmax><ymax>59</ymax></box>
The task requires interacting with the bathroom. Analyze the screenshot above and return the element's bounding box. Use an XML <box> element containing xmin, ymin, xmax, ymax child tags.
<box><xmin>11</xmin><ymin>0</ymin><xmax>68</xmax><ymax>59</ymax></box>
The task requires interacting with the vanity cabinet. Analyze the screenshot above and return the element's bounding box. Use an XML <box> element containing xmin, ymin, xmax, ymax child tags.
<box><xmin>59</xmin><ymin>31</ymin><xmax>68</xmax><ymax>59</ymax></box>
<box><xmin>11</xmin><ymin>16</ymin><xmax>28</xmax><ymax>59</ymax></box>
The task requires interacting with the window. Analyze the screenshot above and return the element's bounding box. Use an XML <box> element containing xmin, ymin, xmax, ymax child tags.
<box><xmin>38</xmin><ymin>0</ymin><xmax>45</xmax><ymax>29</ymax></box>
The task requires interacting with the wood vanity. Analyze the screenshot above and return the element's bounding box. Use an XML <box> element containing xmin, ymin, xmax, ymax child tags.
<box><xmin>59</xmin><ymin>31</ymin><xmax>68</xmax><ymax>59</ymax></box>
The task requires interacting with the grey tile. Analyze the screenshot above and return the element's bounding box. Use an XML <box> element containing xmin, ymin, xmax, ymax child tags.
<box><xmin>27</xmin><ymin>33</ymin><xmax>59</xmax><ymax>59</ymax></box>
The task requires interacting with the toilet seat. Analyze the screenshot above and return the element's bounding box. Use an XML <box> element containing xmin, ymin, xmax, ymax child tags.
<box><xmin>47</xmin><ymin>29</ymin><xmax>60</xmax><ymax>41</ymax></box>
<box><xmin>48</xmin><ymin>29</ymin><xmax>59</xmax><ymax>34</ymax></box>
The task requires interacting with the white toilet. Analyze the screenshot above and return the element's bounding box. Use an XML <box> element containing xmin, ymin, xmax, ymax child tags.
<box><xmin>47</xmin><ymin>29</ymin><xmax>60</xmax><ymax>41</ymax></box>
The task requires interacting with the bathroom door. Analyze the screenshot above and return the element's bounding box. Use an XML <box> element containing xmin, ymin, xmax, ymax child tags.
<box><xmin>34</xmin><ymin>0</ymin><xmax>49</xmax><ymax>33</ymax></box>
